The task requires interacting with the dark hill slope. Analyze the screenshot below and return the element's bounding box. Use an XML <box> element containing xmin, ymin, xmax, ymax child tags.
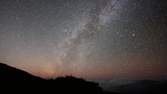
<box><xmin>0</xmin><ymin>63</ymin><xmax>42</xmax><ymax>80</ymax></box>
<box><xmin>0</xmin><ymin>63</ymin><xmax>120</xmax><ymax>94</ymax></box>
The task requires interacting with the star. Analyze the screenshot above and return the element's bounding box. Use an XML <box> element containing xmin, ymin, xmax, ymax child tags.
<box><xmin>131</xmin><ymin>33</ymin><xmax>136</xmax><ymax>37</ymax></box>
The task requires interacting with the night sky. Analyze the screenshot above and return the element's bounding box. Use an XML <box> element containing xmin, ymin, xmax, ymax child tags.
<box><xmin>0</xmin><ymin>0</ymin><xmax>167</xmax><ymax>79</ymax></box>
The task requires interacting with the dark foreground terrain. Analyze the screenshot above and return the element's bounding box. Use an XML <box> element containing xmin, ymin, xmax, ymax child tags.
<box><xmin>0</xmin><ymin>63</ymin><xmax>120</xmax><ymax>94</ymax></box>
<box><xmin>101</xmin><ymin>79</ymin><xmax>167</xmax><ymax>94</ymax></box>
<box><xmin>0</xmin><ymin>63</ymin><xmax>167</xmax><ymax>94</ymax></box>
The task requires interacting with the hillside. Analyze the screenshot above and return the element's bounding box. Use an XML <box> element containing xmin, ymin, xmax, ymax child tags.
<box><xmin>0</xmin><ymin>63</ymin><xmax>120</xmax><ymax>94</ymax></box>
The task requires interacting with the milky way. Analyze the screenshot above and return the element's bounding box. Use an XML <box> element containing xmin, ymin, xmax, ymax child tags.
<box><xmin>0</xmin><ymin>0</ymin><xmax>167</xmax><ymax>79</ymax></box>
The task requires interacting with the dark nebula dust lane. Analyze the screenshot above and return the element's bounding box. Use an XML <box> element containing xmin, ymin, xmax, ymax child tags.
<box><xmin>0</xmin><ymin>0</ymin><xmax>167</xmax><ymax>79</ymax></box>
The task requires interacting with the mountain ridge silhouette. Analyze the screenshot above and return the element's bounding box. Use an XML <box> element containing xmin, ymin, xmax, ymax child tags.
<box><xmin>0</xmin><ymin>63</ymin><xmax>121</xmax><ymax>94</ymax></box>
<box><xmin>2</xmin><ymin>62</ymin><xmax>166</xmax><ymax>94</ymax></box>
<box><xmin>0</xmin><ymin>63</ymin><xmax>43</xmax><ymax>80</ymax></box>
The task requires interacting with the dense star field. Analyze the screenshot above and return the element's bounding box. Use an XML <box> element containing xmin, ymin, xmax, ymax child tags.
<box><xmin>0</xmin><ymin>0</ymin><xmax>167</xmax><ymax>79</ymax></box>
